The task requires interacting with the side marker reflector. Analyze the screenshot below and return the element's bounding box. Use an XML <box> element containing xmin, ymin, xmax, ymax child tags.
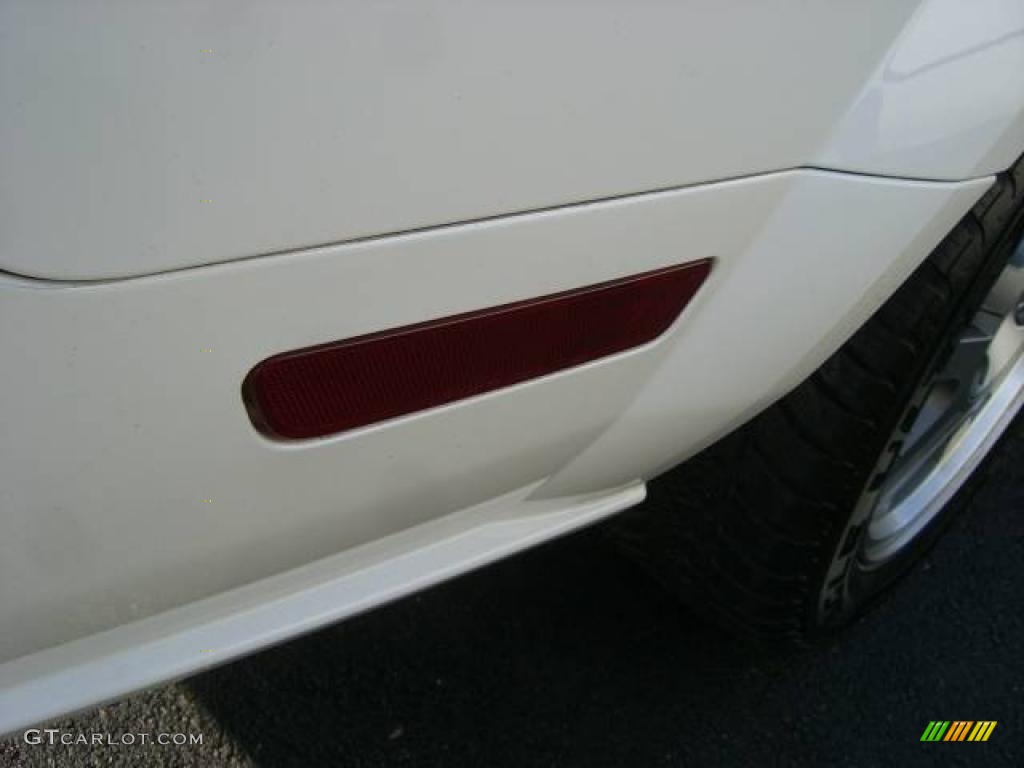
<box><xmin>243</xmin><ymin>259</ymin><xmax>711</xmax><ymax>439</ymax></box>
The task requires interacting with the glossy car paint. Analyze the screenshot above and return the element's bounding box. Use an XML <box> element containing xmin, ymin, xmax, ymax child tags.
<box><xmin>2</xmin><ymin>0</ymin><xmax>1021</xmax><ymax>281</ymax></box>
<box><xmin>818</xmin><ymin>0</ymin><xmax>1024</xmax><ymax>178</ymax></box>
<box><xmin>0</xmin><ymin>0</ymin><xmax>1022</xmax><ymax>735</ymax></box>
<box><xmin>0</xmin><ymin>170</ymin><xmax>991</xmax><ymax>733</ymax></box>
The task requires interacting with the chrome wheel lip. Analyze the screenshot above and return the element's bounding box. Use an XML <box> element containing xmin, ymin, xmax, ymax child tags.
<box><xmin>861</xmin><ymin>353</ymin><xmax>1024</xmax><ymax>564</ymax></box>
<box><xmin>860</xmin><ymin>250</ymin><xmax>1024</xmax><ymax>566</ymax></box>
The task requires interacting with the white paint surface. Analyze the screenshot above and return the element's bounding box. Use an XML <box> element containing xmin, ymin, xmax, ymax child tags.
<box><xmin>0</xmin><ymin>169</ymin><xmax>991</xmax><ymax>733</ymax></box>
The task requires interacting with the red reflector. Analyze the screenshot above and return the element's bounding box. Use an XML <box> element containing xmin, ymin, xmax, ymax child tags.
<box><xmin>243</xmin><ymin>260</ymin><xmax>711</xmax><ymax>439</ymax></box>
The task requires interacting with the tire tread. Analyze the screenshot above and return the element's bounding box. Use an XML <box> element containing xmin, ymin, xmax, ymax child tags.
<box><xmin>611</xmin><ymin>156</ymin><xmax>1024</xmax><ymax>642</ymax></box>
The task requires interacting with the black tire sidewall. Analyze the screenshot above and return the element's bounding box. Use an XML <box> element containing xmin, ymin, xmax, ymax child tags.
<box><xmin>809</xmin><ymin>206</ymin><xmax>1024</xmax><ymax>639</ymax></box>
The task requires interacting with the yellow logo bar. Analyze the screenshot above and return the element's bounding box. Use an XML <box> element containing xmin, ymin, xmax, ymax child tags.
<box><xmin>967</xmin><ymin>721</ymin><xmax>997</xmax><ymax>742</ymax></box>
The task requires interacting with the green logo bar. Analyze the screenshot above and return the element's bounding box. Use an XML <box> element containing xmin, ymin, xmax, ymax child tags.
<box><xmin>921</xmin><ymin>721</ymin><xmax>950</xmax><ymax>741</ymax></box>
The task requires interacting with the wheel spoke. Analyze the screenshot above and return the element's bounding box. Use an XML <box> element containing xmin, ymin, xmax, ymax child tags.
<box><xmin>863</xmin><ymin>243</ymin><xmax>1024</xmax><ymax>565</ymax></box>
<box><xmin>871</xmin><ymin>397</ymin><xmax>975</xmax><ymax>537</ymax></box>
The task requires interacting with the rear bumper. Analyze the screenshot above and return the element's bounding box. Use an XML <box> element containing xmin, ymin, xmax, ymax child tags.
<box><xmin>0</xmin><ymin>168</ymin><xmax>991</xmax><ymax>733</ymax></box>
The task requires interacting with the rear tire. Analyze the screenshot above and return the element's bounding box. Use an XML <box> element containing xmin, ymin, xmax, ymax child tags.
<box><xmin>613</xmin><ymin>156</ymin><xmax>1024</xmax><ymax>644</ymax></box>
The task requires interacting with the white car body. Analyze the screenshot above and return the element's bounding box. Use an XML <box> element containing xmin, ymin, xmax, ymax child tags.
<box><xmin>1</xmin><ymin>0</ymin><xmax>1022</xmax><ymax>733</ymax></box>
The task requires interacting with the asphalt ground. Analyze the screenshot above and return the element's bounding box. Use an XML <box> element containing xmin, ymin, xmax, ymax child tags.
<box><xmin>2</xmin><ymin>413</ymin><xmax>1022</xmax><ymax>767</ymax></box>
